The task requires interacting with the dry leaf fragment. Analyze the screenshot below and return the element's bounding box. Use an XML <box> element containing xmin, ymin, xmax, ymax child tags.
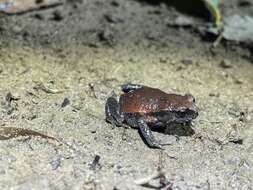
<box><xmin>0</xmin><ymin>127</ymin><xmax>58</xmax><ymax>141</ymax></box>
<box><xmin>0</xmin><ymin>0</ymin><xmax>62</xmax><ymax>14</ymax></box>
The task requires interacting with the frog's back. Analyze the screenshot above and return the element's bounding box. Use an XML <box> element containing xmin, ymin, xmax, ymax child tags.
<box><xmin>119</xmin><ymin>86</ymin><xmax>191</xmax><ymax>114</ymax></box>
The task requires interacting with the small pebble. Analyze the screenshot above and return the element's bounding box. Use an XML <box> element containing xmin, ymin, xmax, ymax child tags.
<box><xmin>12</xmin><ymin>26</ymin><xmax>23</xmax><ymax>33</ymax></box>
<box><xmin>209</xmin><ymin>93</ymin><xmax>220</xmax><ymax>97</ymax></box>
<box><xmin>181</xmin><ymin>59</ymin><xmax>193</xmax><ymax>65</ymax></box>
<box><xmin>6</xmin><ymin>92</ymin><xmax>19</xmax><ymax>103</ymax></box>
<box><xmin>176</xmin><ymin>65</ymin><xmax>186</xmax><ymax>71</ymax></box>
<box><xmin>52</xmin><ymin>10</ymin><xmax>63</xmax><ymax>21</ymax></box>
<box><xmin>234</xmin><ymin>78</ymin><xmax>244</xmax><ymax>84</ymax></box>
<box><xmin>104</xmin><ymin>14</ymin><xmax>123</xmax><ymax>23</ymax></box>
<box><xmin>159</xmin><ymin>57</ymin><xmax>167</xmax><ymax>63</ymax></box>
<box><xmin>61</xmin><ymin>98</ymin><xmax>70</xmax><ymax>108</ymax></box>
<box><xmin>0</xmin><ymin>167</ymin><xmax>6</xmax><ymax>175</ymax></box>
<box><xmin>33</xmin><ymin>13</ymin><xmax>44</xmax><ymax>20</ymax></box>
<box><xmin>98</xmin><ymin>28</ymin><xmax>116</xmax><ymax>46</ymax></box>
<box><xmin>220</xmin><ymin>59</ymin><xmax>233</xmax><ymax>68</ymax></box>
<box><xmin>89</xmin><ymin>155</ymin><xmax>101</xmax><ymax>170</ymax></box>
<box><xmin>111</xmin><ymin>0</ymin><xmax>119</xmax><ymax>6</ymax></box>
<box><xmin>50</xmin><ymin>157</ymin><xmax>62</xmax><ymax>170</ymax></box>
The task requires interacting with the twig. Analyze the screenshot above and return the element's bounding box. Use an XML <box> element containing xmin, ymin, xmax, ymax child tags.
<box><xmin>0</xmin><ymin>126</ymin><xmax>59</xmax><ymax>141</ymax></box>
<box><xmin>34</xmin><ymin>81</ymin><xmax>63</xmax><ymax>94</ymax></box>
<box><xmin>134</xmin><ymin>170</ymin><xmax>165</xmax><ymax>185</ymax></box>
<box><xmin>212</xmin><ymin>25</ymin><xmax>224</xmax><ymax>48</ymax></box>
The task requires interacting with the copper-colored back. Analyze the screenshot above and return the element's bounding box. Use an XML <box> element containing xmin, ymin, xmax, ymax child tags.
<box><xmin>120</xmin><ymin>87</ymin><xmax>195</xmax><ymax>114</ymax></box>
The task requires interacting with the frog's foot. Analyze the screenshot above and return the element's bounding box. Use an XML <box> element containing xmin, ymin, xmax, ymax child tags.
<box><xmin>121</xmin><ymin>83</ymin><xmax>143</xmax><ymax>93</ymax></box>
<box><xmin>105</xmin><ymin>93</ymin><xmax>124</xmax><ymax>127</ymax></box>
<box><xmin>138</xmin><ymin>119</ymin><xmax>165</xmax><ymax>149</ymax></box>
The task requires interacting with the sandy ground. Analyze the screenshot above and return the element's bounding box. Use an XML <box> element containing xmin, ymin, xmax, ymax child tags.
<box><xmin>0</xmin><ymin>0</ymin><xmax>253</xmax><ymax>189</ymax></box>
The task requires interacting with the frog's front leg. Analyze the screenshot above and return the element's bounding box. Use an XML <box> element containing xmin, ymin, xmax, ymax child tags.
<box><xmin>121</xmin><ymin>83</ymin><xmax>143</xmax><ymax>93</ymax></box>
<box><xmin>105</xmin><ymin>93</ymin><xmax>124</xmax><ymax>127</ymax></box>
<box><xmin>137</xmin><ymin>119</ymin><xmax>164</xmax><ymax>149</ymax></box>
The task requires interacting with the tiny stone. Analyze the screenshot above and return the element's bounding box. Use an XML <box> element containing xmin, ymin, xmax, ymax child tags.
<box><xmin>176</xmin><ymin>65</ymin><xmax>186</xmax><ymax>71</ymax></box>
<box><xmin>170</xmin><ymin>60</ymin><xmax>176</xmax><ymax>65</ymax></box>
<box><xmin>0</xmin><ymin>167</ymin><xmax>6</xmax><ymax>175</ymax></box>
<box><xmin>209</xmin><ymin>93</ymin><xmax>220</xmax><ymax>97</ymax></box>
<box><xmin>159</xmin><ymin>57</ymin><xmax>167</xmax><ymax>63</ymax></box>
<box><xmin>235</xmin><ymin>78</ymin><xmax>244</xmax><ymax>84</ymax></box>
<box><xmin>27</xmin><ymin>114</ymin><xmax>37</xmax><ymax>120</ymax></box>
<box><xmin>90</xmin><ymin>129</ymin><xmax>96</xmax><ymax>133</ymax></box>
<box><xmin>89</xmin><ymin>155</ymin><xmax>101</xmax><ymax>170</ymax></box>
<box><xmin>111</xmin><ymin>0</ymin><xmax>119</xmax><ymax>6</ymax></box>
<box><xmin>12</xmin><ymin>26</ymin><xmax>23</xmax><ymax>33</ymax></box>
<box><xmin>129</xmin><ymin>57</ymin><xmax>137</xmax><ymax>63</ymax></box>
<box><xmin>33</xmin><ymin>13</ymin><xmax>44</xmax><ymax>20</ymax></box>
<box><xmin>246</xmin><ymin>115</ymin><xmax>251</xmax><ymax>122</ymax></box>
<box><xmin>242</xmin><ymin>160</ymin><xmax>252</xmax><ymax>169</ymax></box>
<box><xmin>104</xmin><ymin>14</ymin><xmax>123</xmax><ymax>23</ymax></box>
<box><xmin>220</xmin><ymin>59</ymin><xmax>233</xmax><ymax>68</ymax></box>
<box><xmin>52</xmin><ymin>10</ymin><xmax>63</xmax><ymax>21</ymax></box>
<box><xmin>61</xmin><ymin>98</ymin><xmax>70</xmax><ymax>108</ymax></box>
<box><xmin>98</xmin><ymin>29</ymin><xmax>116</xmax><ymax>46</ymax></box>
<box><xmin>104</xmin><ymin>14</ymin><xmax>116</xmax><ymax>23</ymax></box>
<box><xmin>181</xmin><ymin>59</ymin><xmax>193</xmax><ymax>65</ymax></box>
<box><xmin>50</xmin><ymin>157</ymin><xmax>62</xmax><ymax>170</ymax></box>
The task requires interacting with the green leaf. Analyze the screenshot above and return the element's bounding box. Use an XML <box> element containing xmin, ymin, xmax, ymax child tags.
<box><xmin>202</xmin><ymin>0</ymin><xmax>222</xmax><ymax>26</ymax></box>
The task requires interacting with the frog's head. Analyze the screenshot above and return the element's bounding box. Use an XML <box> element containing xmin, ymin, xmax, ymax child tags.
<box><xmin>174</xmin><ymin>94</ymin><xmax>198</xmax><ymax>124</ymax></box>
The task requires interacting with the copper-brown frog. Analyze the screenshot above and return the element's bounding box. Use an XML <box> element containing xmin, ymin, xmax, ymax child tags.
<box><xmin>105</xmin><ymin>84</ymin><xmax>198</xmax><ymax>149</ymax></box>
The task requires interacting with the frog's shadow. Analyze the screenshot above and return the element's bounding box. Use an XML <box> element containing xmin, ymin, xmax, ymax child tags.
<box><xmin>135</xmin><ymin>0</ymin><xmax>210</xmax><ymax>20</ymax></box>
<box><xmin>151</xmin><ymin>123</ymin><xmax>195</xmax><ymax>137</ymax></box>
<box><xmin>137</xmin><ymin>123</ymin><xmax>195</xmax><ymax>148</ymax></box>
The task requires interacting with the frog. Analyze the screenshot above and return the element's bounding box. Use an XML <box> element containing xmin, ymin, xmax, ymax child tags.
<box><xmin>105</xmin><ymin>84</ymin><xmax>198</xmax><ymax>149</ymax></box>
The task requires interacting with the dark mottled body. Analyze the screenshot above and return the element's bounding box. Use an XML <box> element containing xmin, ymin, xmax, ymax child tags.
<box><xmin>105</xmin><ymin>84</ymin><xmax>198</xmax><ymax>149</ymax></box>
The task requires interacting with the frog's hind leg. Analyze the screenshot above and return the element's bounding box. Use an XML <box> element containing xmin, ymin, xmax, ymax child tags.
<box><xmin>105</xmin><ymin>93</ymin><xmax>124</xmax><ymax>127</ymax></box>
<box><xmin>137</xmin><ymin>119</ymin><xmax>163</xmax><ymax>149</ymax></box>
<box><xmin>121</xmin><ymin>83</ymin><xmax>143</xmax><ymax>93</ymax></box>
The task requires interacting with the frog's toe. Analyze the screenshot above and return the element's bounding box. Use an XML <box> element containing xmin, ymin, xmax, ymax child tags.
<box><xmin>152</xmin><ymin>142</ymin><xmax>164</xmax><ymax>149</ymax></box>
<box><xmin>159</xmin><ymin>141</ymin><xmax>172</xmax><ymax>146</ymax></box>
<box><xmin>138</xmin><ymin>119</ymin><xmax>164</xmax><ymax>149</ymax></box>
<box><xmin>150</xmin><ymin>141</ymin><xmax>172</xmax><ymax>149</ymax></box>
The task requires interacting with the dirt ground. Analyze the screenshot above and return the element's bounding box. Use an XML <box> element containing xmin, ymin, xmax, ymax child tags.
<box><xmin>0</xmin><ymin>0</ymin><xmax>253</xmax><ymax>189</ymax></box>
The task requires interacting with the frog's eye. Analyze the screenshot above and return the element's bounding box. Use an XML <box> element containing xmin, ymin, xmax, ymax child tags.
<box><xmin>185</xmin><ymin>94</ymin><xmax>195</xmax><ymax>103</ymax></box>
